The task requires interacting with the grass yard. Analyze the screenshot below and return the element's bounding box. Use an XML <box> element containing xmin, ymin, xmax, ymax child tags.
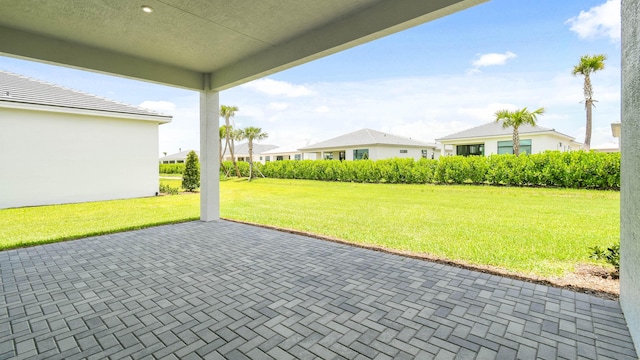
<box><xmin>1</xmin><ymin>178</ymin><xmax>619</xmax><ymax>278</ymax></box>
<box><xmin>0</xmin><ymin>195</ymin><xmax>199</xmax><ymax>250</ymax></box>
<box><xmin>220</xmin><ymin>179</ymin><xmax>619</xmax><ymax>277</ymax></box>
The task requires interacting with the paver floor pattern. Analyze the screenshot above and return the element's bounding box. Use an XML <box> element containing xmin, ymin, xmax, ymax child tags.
<box><xmin>0</xmin><ymin>221</ymin><xmax>637</xmax><ymax>360</ymax></box>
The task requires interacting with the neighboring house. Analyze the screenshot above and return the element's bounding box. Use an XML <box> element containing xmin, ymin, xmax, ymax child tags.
<box><xmin>436</xmin><ymin>121</ymin><xmax>582</xmax><ymax>156</ymax></box>
<box><xmin>160</xmin><ymin>150</ymin><xmax>199</xmax><ymax>164</ymax></box>
<box><xmin>260</xmin><ymin>145</ymin><xmax>304</xmax><ymax>164</ymax></box>
<box><xmin>298</xmin><ymin>128</ymin><xmax>438</xmax><ymax>161</ymax></box>
<box><xmin>222</xmin><ymin>142</ymin><xmax>278</xmax><ymax>162</ymax></box>
<box><xmin>0</xmin><ymin>71</ymin><xmax>171</xmax><ymax>209</ymax></box>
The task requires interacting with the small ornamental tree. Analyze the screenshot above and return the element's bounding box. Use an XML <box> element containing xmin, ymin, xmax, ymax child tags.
<box><xmin>182</xmin><ymin>150</ymin><xmax>200</xmax><ymax>191</ymax></box>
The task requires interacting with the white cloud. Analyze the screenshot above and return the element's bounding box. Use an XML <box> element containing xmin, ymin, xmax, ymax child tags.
<box><xmin>472</xmin><ymin>51</ymin><xmax>517</xmax><ymax>68</ymax></box>
<box><xmin>139</xmin><ymin>100</ymin><xmax>176</xmax><ymax>113</ymax></box>
<box><xmin>268</xmin><ymin>102</ymin><xmax>289</xmax><ymax>111</ymax></box>
<box><xmin>566</xmin><ymin>0</ymin><xmax>621</xmax><ymax>41</ymax></box>
<box><xmin>241</xmin><ymin>78</ymin><xmax>313</xmax><ymax>97</ymax></box>
<box><xmin>220</xmin><ymin>70</ymin><xmax>620</xmax><ymax>148</ymax></box>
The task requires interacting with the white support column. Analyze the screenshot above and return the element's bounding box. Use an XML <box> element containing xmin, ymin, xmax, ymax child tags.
<box><xmin>200</xmin><ymin>79</ymin><xmax>220</xmax><ymax>221</ymax></box>
<box><xmin>621</xmin><ymin>0</ymin><xmax>640</xmax><ymax>351</ymax></box>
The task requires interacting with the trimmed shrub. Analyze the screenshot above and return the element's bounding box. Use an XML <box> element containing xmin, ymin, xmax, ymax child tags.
<box><xmin>159</xmin><ymin>183</ymin><xmax>180</xmax><ymax>195</ymax></box>
<box><xmin>590</xmin><ymin>243</ymin><xmax>620</xmax><ymax>272</ymax></box>
<box><xmin>258</xmin><ymin>151</ymin><xmax>619</xmax><ymax>190</ymax></box>
<box><xmin>159</xmin><ymin>163</ymin><xmax>185</xmax><ymax>174</ymax></box>
<box><xmin>182</xmin><ymin>151</ymin><xmax>200</xmax><ymax>191</ymax></box>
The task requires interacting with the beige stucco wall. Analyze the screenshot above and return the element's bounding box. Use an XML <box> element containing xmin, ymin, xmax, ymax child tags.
<box><xmin>0</xmin><ymin>107</ymin><xmax>160</xmax><ymax>209</ymax></box>
<box><xmin>621</xmin><ymin>0</ymin><xmax>640</xmax><ymax>351</ymax></box>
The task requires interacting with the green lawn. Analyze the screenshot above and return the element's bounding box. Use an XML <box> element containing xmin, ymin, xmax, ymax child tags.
<box><xmin>1</xmin><ymin>178</ymin><xmax>619</xmax><ymax>277</ymax></box>
<box><xmin>0</xmin><ymin>195</ymin><xmax>199</xmax><ymax>249</ymax></box>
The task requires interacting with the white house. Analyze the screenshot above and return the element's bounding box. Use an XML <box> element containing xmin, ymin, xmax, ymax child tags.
<box><xmin>436</xmin><ymin>121</ymin><xmax>582</xmax><ymax>156</ymax></box>
<box><xmin>222</xmin><ymin>142</ymin><xmax>278</xmax><ymax>162</ymax></box>
<box><xmin>299</xmin><ymin>128</ymin><xmax>439</xmax><ymax>161</ymax></box>
<box><xmin>160</xmin><ymin>150</ymin><xmax>199</xmax><ymax>164</ymax></box>
<box><xmin>260</xmin><ymin>145</ymin><xmax>304</xmax><ymax>163</ymax></box>
<box><xmin>0</xmin><ymin>71</ymin><xmax>171</xmax><ymax>209</ymax></box>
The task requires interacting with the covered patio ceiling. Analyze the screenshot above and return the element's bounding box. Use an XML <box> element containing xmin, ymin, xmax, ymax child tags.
<box><xmin>0</xmin><ymin>0</ymin><xmax>486</xmax><ymax>90</ymax></box>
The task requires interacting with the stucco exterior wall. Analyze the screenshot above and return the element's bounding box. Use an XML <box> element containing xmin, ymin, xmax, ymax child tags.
<box><xmin>303</xmin><ymin>145</ymin><xmax>435</xmax><ymax>161</ymax></box>
<box><xmin>621</xmin><ymin>0</ymin><xmax>640</xmax><ymax>351</ymax></box>
<box><xmin>442</xmin><ymin>133</ymin><xmax>577</xmax><ymax>156</ymax></box>
<box><xmin>0</xmin><ymin>107</ymin><xmax>160</xmax><ymax>209</ymax></box>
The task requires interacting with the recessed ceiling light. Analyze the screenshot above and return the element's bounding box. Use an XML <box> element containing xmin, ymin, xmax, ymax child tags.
<box><xmin>141</xmin><ymin>5</ymin><xmax>153</xmax><ymax>13</ymax></box>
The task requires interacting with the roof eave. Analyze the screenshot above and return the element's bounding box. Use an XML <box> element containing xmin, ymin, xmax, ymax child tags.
<box><xmin>0</xmin><ymin>100</ymin><xmax>172</xmax><ymax>123</ymax></box>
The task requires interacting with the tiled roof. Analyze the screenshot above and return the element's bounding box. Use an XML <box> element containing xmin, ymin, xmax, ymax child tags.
<box><xmin>0</xmin><ymin>70</ymin><xmax>171</xmax><ymax>121</ymax></box>
<box><xmin>230</xmin><ymin>143</ymin><xmax>278</xmax><ymax>155</ymax></box>
<box><xmin>159</xmin><ymin>150</ymin><xmax>199</xmax><ymax>161</ymax></box>
<box><xmin>299</xmin><ymin>128</ymin><xmax>435</xmax><ymax>151</ymax></box>
<box><xmin>437</xmin><ymin>121</ymin><xmax>573</xmax><ymax>141</ymax></box>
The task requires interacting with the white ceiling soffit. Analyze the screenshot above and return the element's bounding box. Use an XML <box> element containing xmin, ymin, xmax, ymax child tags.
<box><xmin>0</xmin><ymin>0</ymin><xmax>486</xmax><ymax>91</ymax></box>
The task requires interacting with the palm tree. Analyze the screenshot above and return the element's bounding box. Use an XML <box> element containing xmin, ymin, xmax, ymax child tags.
<box><xmin>220</xmin><ymin>105</ymin><xmax>241</xmax><ymax>177</ymax></box>
<box><xmin>219</xmin><ymin>125</ymin><xmax>231</xmax><ymax>174</ymax></box>
<box><xmin>495</xmin><ymin>107</ymin><xmax>545</xmax><ymax>156</ymax></box>
<box><xmin>572</xmin><ymin>54</ymin><xmax>606</xmax><ymax>151</ymax></box>
<box><xmin>237</xmin><ymin>127</ymin><xmax>268</xmax><ymax>181</ymax></box>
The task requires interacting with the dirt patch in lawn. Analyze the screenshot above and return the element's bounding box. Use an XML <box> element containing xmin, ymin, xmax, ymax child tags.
<box><xmin>226</xmin><ymin>219</ymin><xmax>620</xmax><ymax>300</ymax></box>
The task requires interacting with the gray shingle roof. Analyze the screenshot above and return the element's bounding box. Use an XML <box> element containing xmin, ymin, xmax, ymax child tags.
<box><xmin>159</xmin><ymin>150</ymin><xmax>199</xmax><ymax>161</ymax></box>
<box><xmin>0</xmin><ymin>70</ymin><xmax>171</xmax><ymax>121</ymax></box>
<box><xmin>436</xmin><ymin>120</ymin><xmax>574</xmax><ymax>141</ymax></box>
<box><xmin>299</xmin><ymin>128</ymin><xmax>435</xmax><ymax>151</ymax></box>
<box><xmin>231</xmin><ymin>143</ymin><xmax>278</xmax><ymax>155</ymax></box>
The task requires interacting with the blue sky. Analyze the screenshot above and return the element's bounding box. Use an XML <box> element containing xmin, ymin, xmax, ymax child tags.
<box><xmin>0</xmin><ymin>0</ymin><xmax>621</xmax><ymax>154</ymax></box>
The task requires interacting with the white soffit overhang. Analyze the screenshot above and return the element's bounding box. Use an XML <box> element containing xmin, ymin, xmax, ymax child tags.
<box><xmin>0</xmin><ymin>0</ymin><xmax>486</xmax><ymax>90</ymax></box>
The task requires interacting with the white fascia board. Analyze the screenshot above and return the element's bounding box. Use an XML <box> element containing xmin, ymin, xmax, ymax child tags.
<box><xmin>0</xmin><ymin>100</ymin><xmax>172</xmax><ymax>124</ymax></box>
<box><xmin>437</xmin><ymin>131</ymin><xmax>576</xmax><ymax>144</ymax></box>
<box><xmin>300</xmin><ymin>143</ymin><xmax>436</xmax><ymax>151</ymax></box>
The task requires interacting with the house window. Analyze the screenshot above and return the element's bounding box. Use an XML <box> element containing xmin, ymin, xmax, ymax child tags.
<box><xmin>353</xmin><ymin>149</ymin><xmax>369</xmax><ymax>160</ymax></box>
<box><xmin>421</xmin><ymin>149</ymin><xmax>428</xmax><ymax>159</ymax></box>
<box><xmin>265</xmin><ymin>156</ymin><xmax>270</xmax><ymax>162</ymax></box>
<box><xmin>260</xmin><ymin>156</ymin><xmax>263</xmax><ymax>160</ymax></box>
<box><xmin>456</xmin><ymin>144</ymin><xmax>484</xmax><ymax>156</ymax></box>
<box><xmin>498</xmin><ymin>139</ymin><xmax>532</xmax><ymax>155</ymax></box>
<box><xmin>177</xmin><ymin>160</ymin><xmax>184</xmax><ymax>163</ymax></box>
<box><xmin>324</xmin><ymin>153</ymin><xmax>334</xmax><ymax>160</ymax></box>
<box><xmin>399</xmin><ymin>150</ymin><xmax>408</xmax><ymax>154</ymax></box>
<box><xmin>294</xmin><ymin>154</ymin><xmax>301</xmax><ymax>160</ymax></box>
<box><xmin>276</xmin><ymin>156</ymin><xmax>284</xmax><ymax>161</ymax></box>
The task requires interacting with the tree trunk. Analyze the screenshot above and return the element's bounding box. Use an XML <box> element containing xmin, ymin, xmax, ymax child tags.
<box><xmin>584</xmin><ymin>99</ymin><xmax>592</xmax><ymax>151</ymax></box>
<box><xmin>229</xmin><ymin>138</ymin><xmax>241</xmax><ymax>177</ymax></box>
<box><xmin>583</xmin><ymin>73</ymin><xmax>593</xmax><ymax>151</ymax></box>
<box><xmin>248</xmin><ymin>140</ymin><xmax>253</xmax><ymax>182</ymax></box>
<box><xmin>219</xmin><ymin>137</ymin><xmax>227</xmax><ymax>175</ymax></box>
<box><xmin>224</xmin><ymin>118</ymin><xmax>241</xmax><ymax>177</ymax></box>
<box><xmin>513</xmin><ymin>128</ymin><xmax>520</xmax><ymax>156</ymax></box>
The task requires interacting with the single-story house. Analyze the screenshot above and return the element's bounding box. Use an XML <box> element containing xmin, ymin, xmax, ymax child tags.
<box><xmin>160</xmin><ymin>150</ymin><xmax>199</xmax><ymax>164</ymax></box>
<box><xmin>222</xmin><ymin>142</ymin><xmax>278</xmax><ymax>163</ymax></box>
<box><xmin>436</xmin><ymin>121</ymin><xmax>582</xmax><ymax>156</ymax></box>
<box><xmin>298</xmin><ymin>128</ymin><xmax>439</xmax><ymax>161</ymax></box>
<box><xmin>260</xmin><ymin>145</ymin><xmax>304</xmax><ymax>163</ymax></box>
<box><xmin>0</xmin><ymin>70</ymin><xmax>171</xmax><ymax>209</ymax></box>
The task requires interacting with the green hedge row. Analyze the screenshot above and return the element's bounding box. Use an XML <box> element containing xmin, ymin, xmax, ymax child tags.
<box><xmin>259</xmin><ymin>151</ymin><xmax>620</xmax><ymax>189</ymax></box>
<box><xmin>159</xmin><ymin>163</ymin><xmax>185</xmax><ymax>174</ymax></box>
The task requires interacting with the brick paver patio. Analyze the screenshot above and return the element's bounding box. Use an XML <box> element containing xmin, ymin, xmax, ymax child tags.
<box><xmin>0</xmin><ymin>220</ymin><xmax>637</xmax><ymax>359</ymax></box>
